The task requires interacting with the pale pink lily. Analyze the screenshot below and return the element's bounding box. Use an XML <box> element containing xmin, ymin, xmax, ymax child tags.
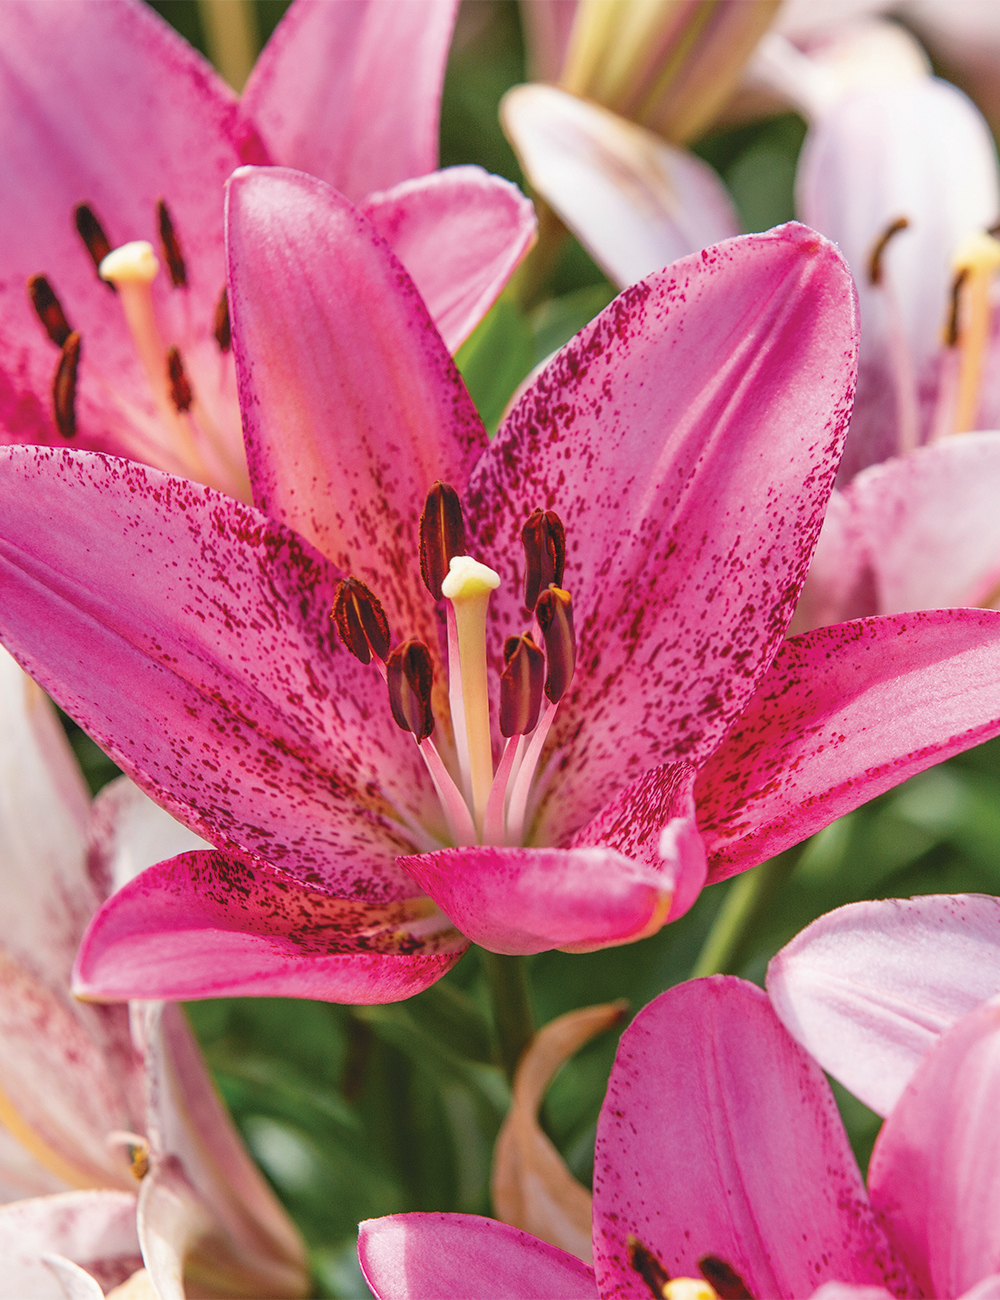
<box><xmin>361</xmin><ymin>970</ymin><xmax>1000</xmax><ymax>1299</ymax></box>
<box><xmin>6</xmin><ymin>177</ymin><xmax>1000</xmax><ymax>1004</ymax></box>
<box><xmin>0</xmin><ymin>646</ymin><xmax>308</xmax><ymax>1298</ymax></box>
<box><xmin>0</xmin><ymin>0</ymin><xmax>535</xmax><ymax>498</ymax></box>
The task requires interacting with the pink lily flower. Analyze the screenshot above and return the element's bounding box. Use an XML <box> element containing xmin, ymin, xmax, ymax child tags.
<box><xmin>359</xmin><ymin>972</ymin><xmax>1000</xmax><ymax>1300</ymax></box>
<box><xmin>0</xmin><ymin>0</ymin><xmax>535</xmax><ymax>498</ymax></box>
<box><xmin>6</xmin><ymin>173</ymin><xmax>1000</xmax><ymax>1003</ymax></box>
<box><xmin>0</xmin><ymin>646</ymin><xmax>308</xmax><ymax>1297</ymax></box>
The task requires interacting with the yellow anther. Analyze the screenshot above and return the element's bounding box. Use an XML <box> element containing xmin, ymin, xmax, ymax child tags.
<box><xmin>99</xmin><ymin>240</ymin><xmax>160</xmax><ymax>285</ymax></box>
<box><xmin>949</xmin><ymin>230</ymin><xmax>1000</xmax><ymax>434</ymax></box>
<box><xmin>664</xmin><ymin>1280</ymin><xmax>718</xmax><ymax>1300</ymax></box>
<box><xmin>442</xmin><ymin>556</ymin><xmax>501</xmax><ymax>833</ymax></box>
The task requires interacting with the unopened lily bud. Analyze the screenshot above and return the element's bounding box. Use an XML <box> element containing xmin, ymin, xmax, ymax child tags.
<box><xmin>521</xmin><ymin>508</ymin><xmax>566</xmax><ymax>610</ymax></box>
<box><xmin>535</xmin><ymin>585</ymin><xmax>575</xmax><ymax>703</ymax></box>
<box><xmin>331</xmin><ymin>578</ymin><xmax>391</xmax><ymax>665</ymax></box>
<box><xmin>386</xmin><ymin>640</ymin><xmax>435</xmax><ymax>742</ymax></box>
<box><xmin>419</xmin><ymin>481</ymin><xmax>466</xmax><ymax>600</ymax></box>
<box><xmin>500</xmin><ymin>634</ymin><xmax>544</xmax><ymax>737</ymax></box>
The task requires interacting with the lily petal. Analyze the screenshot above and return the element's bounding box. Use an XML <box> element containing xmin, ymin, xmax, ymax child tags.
<box><xmin>134</xmin><ymin>1003</ymin><xmax>308</xmax><ymax>1297</ymax></box>
<box><xmin>0</xmin><ymin>445</ymin><xmax>432</xmax><ymax>902</ymax></box>
<box><xmin>767</xmin><ymin>894</ymin><xmax>1000</xmax><ymax>1117</ymax></box>
<box><xmin>362</xmin><ymin>167</ymin><xmax>537</xmax><ymax>353</ymax></box>
<box><xmin>869</xmin><ymin>996</ymin><xmax>1000</xmax><ymax>1298</ymax></box>
<box><xmin>838</xmin><ymin>434</ymin><xmax>1000</xmax><ymax>616</ymax></box>
<box><xmin>0</xmin><ymin>1190</ymin><xmax>140</xmax><ymax>1298</ymax></box>
<box><xmin>790</xmin><ymin>487</ymin><xmax>877</xmax><ymax>633</ymax></box>
<box><xmin>74</xmin><ymin>851</ymin><xmax>466</xmax><ymax>1004</ymax></box>
<box><xmin>398</xmin><ymin>845</ymin><xmax>671</xmax><ymax>956</ymax></box>
<box><xmin>0</xmin><ymin>0</ymin><xmax>261</xmax><ymax>461</ymax></box>
<box><xmin>696</xmin><ymin>609</ymin><xmax>1000</xmax><ymax>882</ymax></box>
<box><xmin>358</xmin><ymin>1213</ymin><xmax>598</xmax><ymax>1300</ymax></box>
<box><xmin>593</xmin><ymin>977</ymin><xmax>914</xmax><ymax>1300</ymax></box>
<box><xmin>41</xmin><ymin>1256</ymin><xmax>107</xmax><ymax>1300</ymax></box>
<box><xmin>226</xmin><ymin>166</ymin><xmax>488</xmax><ymax>648</ymax></box>
<box><xmin>241</xmin><ymin>0</ymin><xmax>457</xmax><ymax>201</ymax></box>
<box><xmin>0</xmin><ymin>645</ymin><xmax>93</xmax><ymax>982</ymax></box>
<box><xmin>501</xmin><ymin>84</ymin><xmax>739</xmax><ymax>288</ymax></box>
<box><xmin>565</xmin><ymin>763</ymin><xmax>707</xmax><ymax>926</ymax></box>
<box><xmin>135</xmin><ymin>1157</ymin><xmax>208</xmax><ymax>1300</ymax></box>
<box><xmin>469</xmin><ymin>223</ymin><xmax>857</xmax><ymax>844</ymax></box>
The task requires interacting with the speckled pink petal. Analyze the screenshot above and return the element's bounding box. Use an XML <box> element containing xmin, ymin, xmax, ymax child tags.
<box><xmin>74</xmin><ymin>851</ymin><xmax>466</xmax><ymax>1003</ymax></box>
<box><xmin>0</xmin><ymin>1191</ymin><xmax>140</xmax><ymax>1298</ymax></box>
<box><xmin>362</xmin><ymin>166</ymin><xmax>537</xmax><ymax>353</ymax></box>
<box><xmin>593</xmin><ymin>978</ymin><xmax>916</xmax><ymax>1300</ymax></box>
<box><xmin>869</xmin><ymin>997</ymin><xmax>1000</xmax><ymax>1299</ymax></box>
<box><xmin>467</xmin><ymin>224</ymin><xmax>858</xmax><ymax>846</ymax></box>
<box><xmin>697</xmin><ymin>609</ymin><xmax>1000</xmax><ymax>883</ymax></box>
<box><xmin>0</xmin><ymin>0</ymin><xmax>261</xmax><ymax>466</ymax></box>
<box><xmin>226</xmin><ymin>166</ymin><xmax>488</xmax><ymax>654</ymax></box>
<box><xmin>565</xmin><ymin>762</ymin><xmax>707</xmax><ymax>924</ymax></box>
<box><xmin>0</xmin><ymin>445</ymin><xmax>434</xmax><ymax>903</ymax></box>
<box><xmin>767</xmin><ymin>894</ymin><xmax>1000</xmax><ymax>1117</ymax></box>
<box><xmin>87</xmin><ymin>777</ymin><xmax>209</xmax><ymax>898</ymax></box>
<box><xmin>397</xmin><ymin>844</ymin><xmax>672</xmax><ymax>955</ymax></box>
<box><xmin>134</xmin><ymin>1003</ymin><xmax>308</xmax><ymax>1296</ymax></box>
<box><xmin>242</xmin><ymin>0</ymin><xmax>457</xmax><ymax>201</ymax></box>
<box><xmin>358</xmin><ymin>1213</ymin><xmax>598</xmax><ymax>1300</ymax></box>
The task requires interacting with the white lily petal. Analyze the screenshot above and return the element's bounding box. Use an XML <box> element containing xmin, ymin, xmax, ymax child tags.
<box><xmin>0</xmin><ymin>1190</ymin><xmax>139</xmax><ymax>1299</ymax></box>
<box><xmin>88</xmin><ymin>778</ymin><xmax>209</xmax><ymax>897</ymax></box>
<box><xmin>43</xmin><ymin>1255</ymin><xmax>107</xmax><ymax>1300</ymax></box>
<box><xmin>502</xmin><ymin>83</ymin><xmax>739</xmax><ymax>288</ymax></box>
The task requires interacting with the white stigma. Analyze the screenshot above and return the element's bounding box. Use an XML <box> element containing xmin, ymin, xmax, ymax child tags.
<box><xmin>441</xmin><ymin>556</ymin><xmax>501</xmax><ymax>600</ymax></box>
<box><xmin>99</xmin><ymin>240</ymin><xmax>160</xmax><ymax>285</ymax></box>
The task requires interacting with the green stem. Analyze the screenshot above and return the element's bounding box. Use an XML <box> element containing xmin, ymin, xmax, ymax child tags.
<box><xmin>480</xmin><ymin>950</ymin><xmax>535</xmax><ymax>1081</ymax></box>
<box><xmin>690</xmin><ymin>844</ymin><xmax>805</xmax><ymax>978</ymax></box>
<box><xmin>506</xmin><ymin>201</ymin><xmax>569</xmax><ymax>312</ymax></box>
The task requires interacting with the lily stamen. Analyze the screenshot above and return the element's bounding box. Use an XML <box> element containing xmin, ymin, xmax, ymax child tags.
<box><xmin>74</xmin><ymin>202</ymin><xmax>114</xmax><ymax>287</ymax></box>
<box><xmin>867</xmin><ymin>215</ymin><xmax>918</xmax><ymax>454</ymax></box>
<box><xmin>483</xmin><ymin>634</ymin><xmax>544</xmax><ymax>844</ymax></box>
<box><xmin>947</xmin><ymin>229</ymin><xmax>1000</xmax><ymax>433</ymax></box>
<box><xmin>27</xmin><ymin>274</ymin><xmax>73</xmax><ymax>347</ymax></box>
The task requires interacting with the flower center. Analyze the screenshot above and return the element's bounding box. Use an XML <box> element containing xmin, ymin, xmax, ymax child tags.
<box><xmin>27</xmin><ymin>200</ymin><xmax>246</xmax><ymax>495</ymax></box>
<box><xmin>628</xmin><ymin>1236</ymin><xmax>753</xmax><ymax>1300</ymax></box>
<box><xmin>332</xmin><ymin>483</ymin><xmax>576</xmax><ymax>851</ymax></box>
<box><xmin>867</xmin><ymin>215</ymin><xmax>919</xmax><ymax>456</ymax></box>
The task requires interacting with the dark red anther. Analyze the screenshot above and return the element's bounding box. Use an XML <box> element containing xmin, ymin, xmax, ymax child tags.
<box><xmin>157</xmin><ymin>199</ymin><xmax>187</xmax><ymax>288</ymax></box>
<box><xmin>946</xmin><ymin>268</ymin><xmax>969</xmax><ymax>347</ymax></box>
<box><xmin>386</xmin><ymin>640</ymin><xmax>435</xmax><ymax>742</ymax></box>
<box><xmin>867</xmin><ymin>216</ymin><xmax>909</xmax><ymax>286</ymax></box>
<box><xmin>499</xmin><ymin>633</ymin><xmax>544</xmax><ymax>737</ymax></box>
<box><xmin>166</xmin><ymin>347</ymin><xmax>193</xmax><ymax>413</ymax></box>
<box><xmin>699</xmin><ymin>1256</ymin><xmax>754</xmax><ymax>1300</ymax></box>
<box><xmin>535</xmin><ymin>585</ymin><xmax>575</xmax><ymax>704</ymax></box>
<box><xmin>419</xmin><ymin>481</ymin><xmax>466</xmax><ymax>600</ymax></box>
<box><xmin>521</xmin><ymin>508</ymin><xmax>566</xmax><ymax>611</ymax></box>
<box><xmin>53</xmin><ymin>332</ymin><xmax>81</xmax><ymax>439</ymax></box>
<box><xmin>332</xmin><ymin>578</ymin><xmax>391</xmax><ymax>665</ymax></box>
<box><xmin>627</xmin><ymin>1236</ymin><xmax>670</xmax><ymax>1299</ymax></box>
<box><xmin>27</xmin><ymin>275</ymin><xmax>73</xmax><ymax>348</ymax></box>
<box><xmin>214</xmin><ymin>286</ymin><xmax>231</xmax><ymax>353</ymax></box>
<box><xmin>74</xmin><ymin>203</ymin><xmax>115</xmax><ymax>289</ymax></box>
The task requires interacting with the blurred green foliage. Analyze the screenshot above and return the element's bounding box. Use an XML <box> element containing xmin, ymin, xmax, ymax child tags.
<box><xmin>69</xmin><ymin>3</ymin><xmax>1000</xmax><ymax>1294</ymax></box>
